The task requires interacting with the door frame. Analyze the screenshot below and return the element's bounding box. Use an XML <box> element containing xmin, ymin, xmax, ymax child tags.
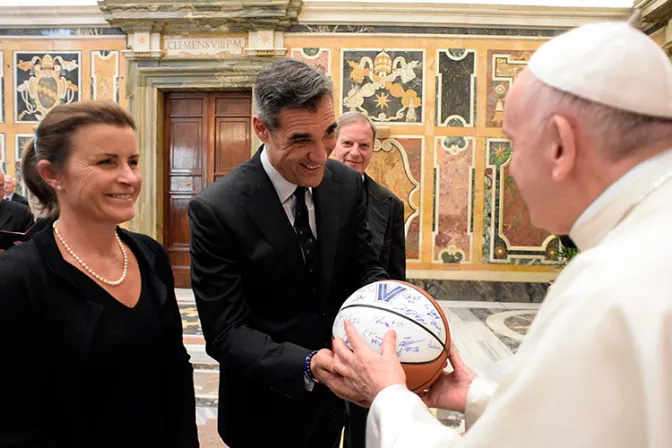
<box><xmin>124</xmin><ymin>59</ymin><xmax>271</xmax><ymax>241</ymax></box>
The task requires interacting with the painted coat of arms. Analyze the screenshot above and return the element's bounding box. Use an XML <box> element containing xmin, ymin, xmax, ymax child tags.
<box><xmin>15</xmin><ymin>52</ymin><xmax>80</xmax><ymax>122</ymax></box>
<box><xmin>342</xmin><ymin>49</ymin><xmax>424</xmax><ymax>123</ymax></box>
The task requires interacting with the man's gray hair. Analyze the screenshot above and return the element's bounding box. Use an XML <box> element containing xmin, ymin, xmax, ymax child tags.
<box><xmin>254</xmin><ymin>58</ymin><xmax>333</xmax><ymax>132</ymax></box>
<box><xmin>336</xmin><ymin>112</ymin><xmax>377</xmax><ymax>142</ymax></box>
<box><xmin>528</xmin><ymin>76</ymin><xmax>672</xmax><ymax>160</ymax></box>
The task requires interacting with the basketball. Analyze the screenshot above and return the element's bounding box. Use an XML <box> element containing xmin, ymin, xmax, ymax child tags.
<box><xmin>332</xmin><ymin>280</ymin><xmax>450</xmax><ymax>393</ymax></box>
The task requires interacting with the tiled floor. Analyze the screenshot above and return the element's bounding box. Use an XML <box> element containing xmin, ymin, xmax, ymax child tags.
<box><xmin>176</xmin><ymin>290</ymin><xmax>540</xmax><ymax>447</ymax></box>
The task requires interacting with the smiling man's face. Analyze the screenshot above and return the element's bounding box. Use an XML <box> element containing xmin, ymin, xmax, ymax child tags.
<box><xmin>257</xmin><ymin>94</ymin><xmax>337</xmax><ymax>187</ymax></box>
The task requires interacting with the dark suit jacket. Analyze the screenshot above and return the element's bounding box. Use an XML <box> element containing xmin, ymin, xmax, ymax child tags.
<box><xmin>0</xmin><ymin>199</ymin><xmax>34</xmax><ymax>233</ymax></box>
<box><xmin>9</xmin><ymin>192</ymin><xmax>29</xmax><ymax>207</ymax></box>
<box><xmin>365</xmin><ymin>174</ymin><xmax>406</xmax><ymax>281</ymax></box>
<box><xmin>189</xmin><ymin>148</ymin><xmax>389</xmax><ymax>447</ymax></box>
<box><xmin>0</xmin><ymin>225</ymin><xmax>198</xmax><ymax>448</ymax></box>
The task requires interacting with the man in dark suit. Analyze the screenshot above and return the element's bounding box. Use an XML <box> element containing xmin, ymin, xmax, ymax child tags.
<box><xmin>3</xmin><ymin>175</ymin><xmax>29</xmax><ymax>207</ymax></box>
<box><xmin>189</xmin><ymin>59</ymin><xmax>389</xmax><ymax>448</ymax></box>
<box><xmin>0</xmin><ymin>171</ymin><xmax>34</xmax><ymax>252</ymax></box>
<box><xmin>331</xmin><ymin>112</ymin><xmax>407</xmax><ymax>448</ymax></box>
<box><xmin>332</xmin><ymin>112</ymin><xmax>406</xmax><ymax>281</ymax></box>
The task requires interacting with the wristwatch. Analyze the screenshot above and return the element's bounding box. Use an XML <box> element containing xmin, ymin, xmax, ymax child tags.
<box><xmin>303</xmin><ymin>350</ymin><xmax>320</xmax><ymax>391</ymax></box>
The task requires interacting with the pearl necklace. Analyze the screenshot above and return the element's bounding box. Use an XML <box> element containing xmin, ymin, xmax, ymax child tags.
<box><xmin>52</xmin><ymin>221</ymin><xmax>128</xmax><ymax>286</ymax></box>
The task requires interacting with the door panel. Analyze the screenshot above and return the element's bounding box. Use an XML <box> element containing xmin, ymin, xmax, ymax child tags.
<box><xmin>214</xmin><ymin>119</ymin><xmax>249</xmax><ymax>174</ymax></box>
<box><xmin>170</xmin><ymin>120</ymin><xmax>203</xmax><ymax>172</ymax></box>
<box><xmin>170</xmin><ymin>97</ymin><xmax>204</xmax><ymax>116</ymax></box>
<box><xmin>164</xmin><ymin>91</ymin><xmax>252</xmax><ymax>288</ymax></box>
<box><xmin>215</xmin><ymin>97</ymin><xmax>251</xmax><ymax>115</ymax></box>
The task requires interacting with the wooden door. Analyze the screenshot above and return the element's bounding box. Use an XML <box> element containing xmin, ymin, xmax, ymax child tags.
<box><xmin>164</xmin><ymin>92</ymin><xmax>252</xmax><ymax>287</ymax></box>
<box><xmin>209</xmin><ymin>93</ymin><xmax>253</xmax><ymax>184</ymax></box>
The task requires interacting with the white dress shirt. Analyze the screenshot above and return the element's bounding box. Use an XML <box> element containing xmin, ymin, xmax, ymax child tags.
<box><xmin>261</xmin><ymin>147</ymin><xmax>317</xmax><ymax>238</ymax></box>
<box><xmin>261</xmin><ymin>147</ymin><xmax>320</xmax><ymax>391</ymax></box>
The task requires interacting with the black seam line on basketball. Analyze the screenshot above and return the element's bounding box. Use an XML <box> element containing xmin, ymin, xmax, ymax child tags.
<box><xmin>339</xmin><ymin>303</ymin><xmax>448</xmax><ymax>353</ymax></box>
<box><xmin>412</xmin><ymin>362</ymin><xmax>446</xmax><ymax>393</ymax></box>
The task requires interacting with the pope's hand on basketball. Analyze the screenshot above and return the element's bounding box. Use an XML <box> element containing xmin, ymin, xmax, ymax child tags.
<box><xmin>331</xmin><ymin>320</ymin><xmax>406</xmax><ymax>404</ymax></box>
<box><xmin>420</xmin><ymin>344</ymin><xmax>476</xmax><ymax>412</ymax></box>
<box><xmin>310</xmin><ymin>348</ymin><xmax>371</xmax><ymax>407</ymax></box>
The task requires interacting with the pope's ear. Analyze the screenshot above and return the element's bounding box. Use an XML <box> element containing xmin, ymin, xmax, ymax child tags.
<box><xmin>550</xmin><ymin>114</ymin><xmax>577</xmax><ymax>182</ymax></box>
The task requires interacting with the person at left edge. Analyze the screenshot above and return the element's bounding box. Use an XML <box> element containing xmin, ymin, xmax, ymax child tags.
<box><xmin>188</xmin><ymin>58</ymin><xmax>389</xmax><ymax>448</ymax></box>
<box><xmin>0</xmin><ymin>100</ymin><xmax>199</xmax><ymax>448</ymax></box>
<box><xmin>0</xmin><ymin>169</ymin><xmax>34</xmax><ymax>253</ymax></box>
<box><xmin>4</xmin><ymin>174</ymin><xmax>30</xmax><ymax>207</ymax></box>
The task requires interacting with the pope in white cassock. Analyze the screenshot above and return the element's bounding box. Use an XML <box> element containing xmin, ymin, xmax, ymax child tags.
<box><xmin>330</xmin><ymin>19</ymin><xmax>672</xmax><ymax>448</ymax></box>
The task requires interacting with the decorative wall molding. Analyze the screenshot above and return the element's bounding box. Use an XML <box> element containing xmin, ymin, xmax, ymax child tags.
<box><xmin>298</xmin><ymin>2</ymin><xmax>632</xmax><ymax>29</ymax></box>
<box><xmin>636</xmin><ymin>0</ymin><xmax>672</xmax><ymax>52</ymax></box>
<box><xmin>0</xmin><ymin>2</ymin><xmax>633</xmax><ymax>38</ymax></box>
<box><xmin>99</xmin><ymin>0</ymin><xmax>303</xmax><ymax>34</ymax></box>
<box><xmin>636</xmin><ymin>0</ymin><xmax>672</xmax><ymax>25</ymax></box>
<box><xmin>0</xmin><ymin>5</ymin><xmax>108</xmax><ymax>28</ymax></box>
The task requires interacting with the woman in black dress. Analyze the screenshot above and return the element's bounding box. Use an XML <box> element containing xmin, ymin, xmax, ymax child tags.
<box><xmin>0</xmin><ymin>101</ymin><xmax>199</xmax><ymax>448</ymax></box>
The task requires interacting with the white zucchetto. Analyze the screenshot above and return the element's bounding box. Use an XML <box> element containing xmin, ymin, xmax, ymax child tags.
<box><xmin>528</xmin><ymin>21</ymin><xmax>672</xmax><ymax>119</ymax></box>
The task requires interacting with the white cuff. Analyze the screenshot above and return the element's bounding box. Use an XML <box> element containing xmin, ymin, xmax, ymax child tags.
<box><xmin>464</xmin><ymin>377</ymin><xmax>497</xmax><ymax>429</ymax></box>
<box><xmin>368</xmin><ymin>384</ymin><xmax>462</xmax><ymax>448</ymax></box>
<box><xmin>304</xmin><ymin>374</ymin><xmax>315</xmax><ymax>392</ymax></box>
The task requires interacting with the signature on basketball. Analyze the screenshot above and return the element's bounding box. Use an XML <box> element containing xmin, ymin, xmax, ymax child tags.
<box><xmin>334</xmin><ymin>312</ymin><xmax>360</xmax><ymax>328</ymax></box>
<box><xmin>385</xmin><ymin>303</ymin><xmax>444</xmax><ymax>338</ymax></box>
<box><xmin>398</xmin><ymin>336</ymin><xmax>424</xmax><ymax>353</ymax></box>
<box><xmin>401</xmin><ymin>291</ymin><xmax>420</xmax><ymax>304</ymax></box>
<box><xmin>363</xmin><ymin>329</ymin><xmax>384</xmax><ymax>347</ymax></box>
<box><xmin>371</xmin><ymin>315</ymin><xmax>404</xmax><ymax>329</ymax></box>
<box><xmin>427</xmin><ymin>339</ymin><xmax>443</xmax><ymax>352</ymax></box>
<box><xmin>362</xmin><ymin>329</ymin><xmax>426</xmax><ymax>354</ymax></box>
<box><xmin>351</xmin><ymin>292</ymin><xmax>367</xmax><ymax>303</ymax></box>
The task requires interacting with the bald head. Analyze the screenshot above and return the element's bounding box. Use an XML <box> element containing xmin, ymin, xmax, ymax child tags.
<box><xmin>5</xmin><ymin>175</ymin><xmax>16</xmax><ymax>195</ymax></box>
<box><xmin>508</xmin><ymin>68</ymin><xmax>672</xmax><ymax>161</ymax></box>
<box><xmin>504</xmin><ymin>66</ymin><xmax>672</xmax><ymax>235</ymax></box>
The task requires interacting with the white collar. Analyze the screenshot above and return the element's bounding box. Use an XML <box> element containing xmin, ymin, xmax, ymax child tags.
<box><xmin>571</xmin><ymin>152</ymin><xmax>664</xmax><ymax>231</ymax></box>
<box><xmin>570</xmin><ymin>148</ymin><xmax>672</xmax><ymax>250</ymax></box>
<box><xmin>260</xmin><ymin>146</ymin><xmax>311</xmax><ymax>203</ymax></box>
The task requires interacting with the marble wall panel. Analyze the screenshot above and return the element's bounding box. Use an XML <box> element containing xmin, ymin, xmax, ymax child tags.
<box><xmin>288</xmin><ymin>25</ymin><xmax>563</xmax><ymax>37</ymax></box>
<box><xmin>14</xmin><ymin>51</ymin><xmax>81</xmax><ymax>123</ymax></box>
<box><xmin>14</xmin><ymin>134</ymin><xmax>32</xmax><ymax>197</ymax></box>
<box><xmin>408</xmin><ymin>278</ymin><xmax>549</xmax><ymax>303</ymax></box>
<box><xmin>436</xmin><ymin>49</ymin><xmax>476</xmax><ymax>127</ymax></box>
<box><xmin>342</xmin><ymin>49</ymin><xmax>424</xmax><ymax>123</ymax></box>
<box><xmin>486</xmin><ymin>50</ymin><xmax>532</xmax><ymax>127</ymax></box>
<box><xmin>0</xmin><ymin>51</ymin><xmax>3</xmax><ymax>124</ymax></box>
<box><xmin>483</xmin><ymin>138</ymin><xmax>560</xmax><ymax>264</ymax></box>
<box><xmin>433</xmin><ymin>136</ymin><xmax>475</xmax><ymax>264</ymax></box>
<box><xmin>367</xmin><ymin>137</ymin><xmax>423</xmax><ymax>260</ymax></box>
<box><xmin>0</xmin><ymin>134</ymin><xmax>5</xmax><ymax>175</ymax></box>
<box><xmin>290</xmin><ymin>48</ymin><xmax>331</xmax><ymax>75</ymax></box>
<box><xmin>91</xmin><ymin>50</ymin><xmax>119</xmax><ymax>102</ymax></box>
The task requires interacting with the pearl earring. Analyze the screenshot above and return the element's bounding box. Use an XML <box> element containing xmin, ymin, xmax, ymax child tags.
<box><xmin>57</xmin><ymin>185</ymin><xmax>63</xmax><ymax>191</ymax></box>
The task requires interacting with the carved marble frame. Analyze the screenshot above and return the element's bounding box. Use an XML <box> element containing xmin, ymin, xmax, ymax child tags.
<box><xmin>125</xmin><ymin>57</ymin><xmax>272</xmax><ymax>239</ymax></box>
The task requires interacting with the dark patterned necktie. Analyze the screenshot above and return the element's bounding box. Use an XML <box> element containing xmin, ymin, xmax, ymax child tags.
<box><xmin>293</xmin><ymin>186</ymin><xmax>319</xmax><ymax>294</ymax></box>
